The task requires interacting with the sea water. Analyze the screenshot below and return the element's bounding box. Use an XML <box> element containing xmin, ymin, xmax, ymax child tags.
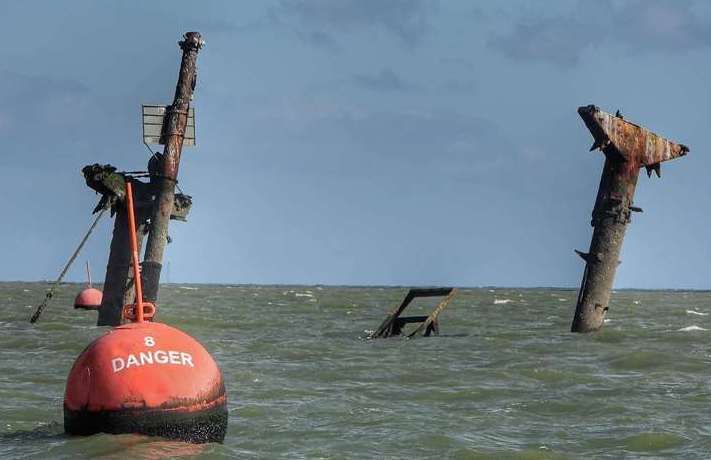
<box><xmin>2</xmin><ymin>283</ymin><xmax>711</xmax><ymax>458</ymax></box>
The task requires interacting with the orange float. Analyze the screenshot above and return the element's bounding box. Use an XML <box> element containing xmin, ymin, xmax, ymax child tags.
<box><xmin>64</xmin><ymin>181</ymin><xmax>227</xmax><ymax>442</ymax></box>
<box><xmin>74</xmin><ymin>261</ymin><xmax>103</xmax><ymax>310</ymax></box>
<box><xmin>73</xmin><ymin>288</ymin><xmax>103</xmax><ymax>310</ymax></box>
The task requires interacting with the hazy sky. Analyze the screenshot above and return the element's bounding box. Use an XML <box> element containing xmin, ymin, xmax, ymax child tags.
<box><xmin>1</xmin><ymin>0</ymin><xmax>710</xmax><ymax>288</ymax></box>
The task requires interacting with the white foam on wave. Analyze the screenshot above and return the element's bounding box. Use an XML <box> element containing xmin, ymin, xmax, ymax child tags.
<box><xmin>686</xmin><ymin>310</ymin><xmax>708</xmax><ymax>316</ymax></box>
<box><xmin>494</xmin><ymin>299</ymin><xmax>513</xmax><ymax>305</ymax></box>
<box><xmin>179</xmin><ymin>286</ymin><xmax>199</xmax><ymax>291</ymax></box>
<box><xmin>678</xmin><ymin>325</ymin><xmax>707</xmax><ymax>332</ymax></box>
<box><xmin>295</xmin><ymin>292</ymin><xmax>313</xmax><ymax>298</ymax></box>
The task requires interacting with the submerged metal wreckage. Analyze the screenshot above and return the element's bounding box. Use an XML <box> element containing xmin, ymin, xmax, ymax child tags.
<box><xmin>370</xmin><ymin>288</ymin><xmax>457</xmax><ymax>338</ymax></box>
<box><xmin>82</xmin><ymin>163</ymin><xmax>192</xmax><ymax>325</ymax></box>
<box><xmin>87</xmin><ymin>32</ymin><xmax>202</xmax><ymax>327</ymax></box>
<box><xmin>27</xmin><ymin>35</ymin><xmax>690</xmax><ymax>343</ymax></box>
<box><xmin>28</xmin><ymin>32</ymin><xmax>202</xmax><ymax>326</ymax></box>
<box><xmin>571</xmin><ymin>106</ymin><xmax>688</xmax><ymax>333</ymax></box>
<box><xmin>60</xmin><ymin>32</ymin><xmax>229</xmax><ymax>443</ymax></box>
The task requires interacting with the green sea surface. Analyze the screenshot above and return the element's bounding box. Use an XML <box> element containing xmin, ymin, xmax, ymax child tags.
<box><xmin>2</xmin><ymin>282</ymin><xmax>711</xmax><ymax>459</ymax></box>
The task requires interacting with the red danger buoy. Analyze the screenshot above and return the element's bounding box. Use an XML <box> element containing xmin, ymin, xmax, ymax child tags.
<box><xmin>64</xmin><ymin>181</ymin><xmax>227</xmax><ymax>442</ymax></box>
<box><xmin>73</xmin><ymin>287</ymin><xmax>103</xmax><ymax>310</ymax></box>
<box><xmin>63</xmin><ymin>321</ymin><xmax>227</xmax><ymax>442</ymax></box>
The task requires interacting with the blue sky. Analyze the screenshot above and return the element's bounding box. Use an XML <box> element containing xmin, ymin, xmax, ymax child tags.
<box><xmin>1</xmin><ymin>1</ymin><xmax>710</xmax><ymax>288</ymax></box>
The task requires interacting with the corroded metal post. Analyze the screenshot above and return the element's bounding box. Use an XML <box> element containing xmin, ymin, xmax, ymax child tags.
<box><xmin>97</xmin><ymin>203</ymin><xmax>148</xmax><ymax>326</ymax></box>
<box><xmin>571</xmin><ymin>105</ymin><xmax>688</xmax><ymax>332</ymax></box>
<box><xmin>82</xmin><ymin>164</ymin><xmax>192</xmax><ymax>326</ymax></box>
<box><xmin>142</xmin><ymin>32</ymin><xmax>203</xmax><ymax>304</ymax></box>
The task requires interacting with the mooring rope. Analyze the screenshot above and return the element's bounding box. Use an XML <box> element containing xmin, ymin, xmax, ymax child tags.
<box><xmin>29</xmin><ymin>208</ymin><xmax>107</xmax><ymax>323</ymax></box>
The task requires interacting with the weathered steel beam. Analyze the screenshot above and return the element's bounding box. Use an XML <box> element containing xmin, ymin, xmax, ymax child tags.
<box><xmin>406</xmin><ymin>289</ymin><xmax>457</xmax><ymax>338</ymax></box>
<box><xmin>141</xmin><ymin>32</ymin><xmax>203</xmax><ymax>305</ymax></box>
<box><xmin>370</xmin><ymin>288</ymin><xmax>456</xmax><ymax>338</ymax></box>
<box><xmin>571</xmin><ymin>105</ymin><xmax>688</xmax><ymax>333</ymax></box>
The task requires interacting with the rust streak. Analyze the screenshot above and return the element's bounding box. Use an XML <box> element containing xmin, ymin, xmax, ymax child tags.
<box><xmin>578</xmin><ymin>105</ymin><xmax>688</xmax><ymax>167</ymax></box>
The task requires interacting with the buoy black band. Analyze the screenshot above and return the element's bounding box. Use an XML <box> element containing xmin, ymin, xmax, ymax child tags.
<box><xmin>64</xmin><ymin>401</ymin><xmax>228</xmax><ymax>443</ymax></box>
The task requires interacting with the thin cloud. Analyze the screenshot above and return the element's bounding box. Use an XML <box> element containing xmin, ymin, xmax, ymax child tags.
<box><xmin>442</xmin><ymin>79</ymin><xmax>476</xmax><ymax>93</ymax></box>
<box><xmin>273</xmin><ymin>0</ymin><xmax>435</xmax><ymax>48</ymax></box>
<box><xmin>352</xmin><ymin>68</ymin><xmax>411</xmax><ymax>92</ymax></box>
<box><xmin>0</xmin><ymin>71</ymin><xmax>91</xmax><ymax>140</ymax></box>
<box><xmin>489</xmin><ymin>0</ymin><xmax>711</xmax><ymax>67</ymax></box>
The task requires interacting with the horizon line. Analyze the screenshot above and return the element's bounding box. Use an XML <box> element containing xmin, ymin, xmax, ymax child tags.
<box><xmin>2</xmin><ymin>280</ymin><xmax>710</xmax><ymax>292</ymax></box>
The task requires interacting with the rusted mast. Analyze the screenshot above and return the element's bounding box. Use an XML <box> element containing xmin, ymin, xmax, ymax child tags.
<box><xmin>571</xmin><ymin>105</ymin><xmax>688</xmax><ymax>333</ymax></box>
<box><xmin>141</xmin><ymin>32</ymin><xmax>203</xmax><ymax>305</ymax></box>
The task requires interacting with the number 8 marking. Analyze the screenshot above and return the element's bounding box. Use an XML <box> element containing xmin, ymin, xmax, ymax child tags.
<box><xmin>144</xmin><ymin>336</ymin><xmax>155</xmax><ymax>347</ymax></box>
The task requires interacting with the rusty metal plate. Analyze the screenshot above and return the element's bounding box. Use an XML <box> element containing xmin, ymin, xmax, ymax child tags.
<box><xmin>142</xmin><ymin>105</ymin><xmax>195</xmax><ymax>146</ymax></box>
<box><xmin>578</xmin><ymin>105</ymin><xmax>687</xmax><ymax>166</ymax></box>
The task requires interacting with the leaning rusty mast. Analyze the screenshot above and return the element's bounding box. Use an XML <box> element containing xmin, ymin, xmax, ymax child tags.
<box><xmin>571</xmin><ymin>106</ymin><xmax>688</xmax><ymax>333</ymax></box>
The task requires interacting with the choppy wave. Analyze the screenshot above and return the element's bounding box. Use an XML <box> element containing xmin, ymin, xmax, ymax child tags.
<box><xmin>678</xmin><ymin>325</ymin><xmax>707</xmax><ymax>332</ymax></box>
<box><xmin>3</xmin><ymin>283</ymin><xmax>711</xmax><ymax>458</ymax></box>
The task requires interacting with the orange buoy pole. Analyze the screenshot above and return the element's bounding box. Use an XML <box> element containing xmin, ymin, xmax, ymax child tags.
<box><xmin>125</xmin><ymin>181</ymin><xmax>144</xmax><ymax>323</ymax></box>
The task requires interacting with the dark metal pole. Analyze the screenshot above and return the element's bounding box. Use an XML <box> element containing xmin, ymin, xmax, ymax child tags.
<box><xmin>97</xmin><ymin>193</ymin><xmax>149</xmax><ymax>326</ymax></box>
<box><xmin>141</xmin><ymin>32</ymin><xmax>203</xmax><ymax>304</ymax></box>
<box><xmin>88</xmin><ymin>171</ymin><xmax>192</xmax><ymax>326</ymax></box>
<box><xmin>571</xmin><ymin>105</ymin><xmax>688</xmax><ymax>332</ymax></box>
<box><xmin>571</xmin><ymin>156</ymin><xmax>639</xmax><ymax>332</ymax></box>
<box><xmin>97</xmin><ymin>207</ymin><xmax>131</xmax><ymax>326</ymax></box>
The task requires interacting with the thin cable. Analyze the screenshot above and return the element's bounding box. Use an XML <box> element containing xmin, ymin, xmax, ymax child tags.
<box><xmin>30</xmin><ymin>208</ymin><xmax>107</xmax><ymax>323</ymax></box>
